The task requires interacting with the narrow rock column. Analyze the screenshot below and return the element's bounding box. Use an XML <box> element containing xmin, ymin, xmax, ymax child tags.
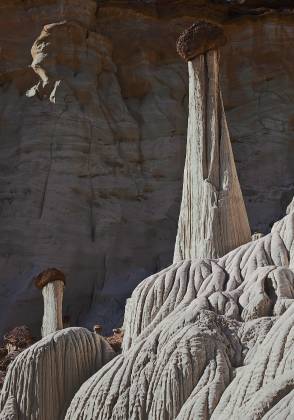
<box><xmin>174</xmin><ymin>21</ymin><xmax>251</xmax><ymax>262</ymax></box>
<box><xmin>35</xmin><ymin>268</ymin><xmax>65</xmax><ymax>337</ymax></box>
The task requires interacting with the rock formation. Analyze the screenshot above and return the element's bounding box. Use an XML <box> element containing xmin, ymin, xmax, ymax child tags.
<box><xmin>64</xmin><ymin>199</ymin><xmax>294</xmax><ymax>419</ymax></box>
<box><xmin>62</xmin><ymin>19</ymin><xmax>294</xmax><ymax>418</ymax></box>
<box><xmin>0</xmin><ymin>395</ymin><xmax>18</xmax><ymax>420</ymax></box>
<box><xmin>0</xmin><ymin>327</ymin><xmax>115</xmax><ymax>420</ymax></box>
<box><xmin>174</xmin><ymin>21</ymin><xmax>251</xmax><ymax>262</ymax></box>
<box><xmin>0</xmin><ymin>8</ymin><xmax>294</xmax><ymax>418</ymax></box>
<box><xmin>0</xmin><ymin>0</ymin><xmax>294</xmax><ymax>337</ymax></box>
<box><xmin>35</xmin><ymin>268</ymin><xmax>65</xmax><ymax>337</ymax></box>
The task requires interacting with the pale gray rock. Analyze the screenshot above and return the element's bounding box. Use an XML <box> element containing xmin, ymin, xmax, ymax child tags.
<box><xmin>63</xmin><ymin>202</ymin><xmax>294</xmax><ymax>419</ymax></box>
<box><xmin>174</xmin><ymin>23</ymin><xmax>251</xmax><ymax>262</ymax></box>
<box><xmin>0</xmin><ymin>327</ymin><xmax>115</xmax><ymax>420</ymax></box>
<box><xmin>0</xmin><ymin>396</ymin><xmax>18</xmax><ymax>420</ymax></box>
<box><xmin>211</xmin><ymin>303</ymin><xmax>294</xmax><ymax>419</ymax></box>
<box><xmin>35</xmin><ymin>268</ymin><xmax>66</xmax><ymax>337</ymax></box>
<box><xmin>122</xmin><ymin>214</ymin><xmax>290</xmax><ymax>350</ymax></box>
<box><xmin>66</xmin><ymin>308</ymin><xmax>240</xmax><ymax>420</ymax></box>
<box><xmin>40</xmin><ymin>280</ymin><xmax>64</xmax><ymax>336</ymax></box>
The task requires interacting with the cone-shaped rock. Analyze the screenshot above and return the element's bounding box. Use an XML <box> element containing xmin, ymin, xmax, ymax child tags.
<box><xmin>174</xmin><ymin>21</ymin><xmax>251</xmax><ymax>262</ymax></box>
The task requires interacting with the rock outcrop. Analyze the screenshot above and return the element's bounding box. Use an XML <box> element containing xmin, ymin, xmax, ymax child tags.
<box><xmin>0</xmin><ymin>0</ymin><xmax>294</xmax><ymax>339</ymax></box>
<box><xmin>0</xmin><ymin>327</ymin><xmax>115</xmax><ymax>420</ymax></box>
<box><xmin>0</xmin><ymin>4</ymin><xmax>294</xmax><ymax>417</ymax></box>
<box><xmin>61</xmin><ymin>19</ymin><xmax>294</xmax><ymax>414</ymax></box>
<box><xmin>35</xmin><ymin>268</ymin><xmax>66</xmax><ymax>337</ymax></box>
<box><xmin>64</xmin><ymin>202</ymin><xmax>294</xmax><ymax>419</ymax></box>
<box><xmin>174</xmin><ymin>21</ymin><xmax>251</xmax><ymax>262</ymax></box>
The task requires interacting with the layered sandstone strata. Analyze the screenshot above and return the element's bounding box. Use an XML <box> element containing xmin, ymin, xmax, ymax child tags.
<box><xmin>0</xmin><ymin>0</ymin><xmax>293</xmax><ymax>338</ymax></box>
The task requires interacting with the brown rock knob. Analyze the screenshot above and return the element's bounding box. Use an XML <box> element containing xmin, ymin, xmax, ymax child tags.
<box><xmin>176</xmin><ymin>20</ymin><xmax>227</xmax><ymax>61</ymax></box>
<box><xmin>93</xmin><ymin>325</ymin><xmax>103</xmax><ymax>335</ymax></box>
<box><xmin>35</xmin><ymin>268</ymin><xmax>66</xmax><ymax>289</ymax></box>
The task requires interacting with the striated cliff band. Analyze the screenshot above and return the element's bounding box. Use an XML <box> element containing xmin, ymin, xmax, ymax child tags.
<box><xmin>1</xmin><ymin>4</ymin><xmax>294</xmax><ymax>420</ymax></box>
<box><xmin>0</xmin><ymin>0</ymin><xmax>294</xmax><ymax>339</ymax></box>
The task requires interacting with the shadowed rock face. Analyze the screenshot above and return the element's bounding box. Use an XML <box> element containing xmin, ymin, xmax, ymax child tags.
<box><xmin>0</xmin><ymin>0</ymin><xmax>294</xmax><ymax>336</ymax></box>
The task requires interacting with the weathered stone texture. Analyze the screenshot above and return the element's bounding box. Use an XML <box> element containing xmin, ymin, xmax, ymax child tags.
<box><xmin>0</xmin><ymin>327</ymin><xmax>115</xmax><ymax>419</ymax></box>
<box><xmin>65</xmin><ymin>203</ymin><xmax>294</xmax><ymax>419</ymax></box>
<box><xmin>0</xmin><ymin>0</ymin><xmax>293</xmax><ymax>334</ymax></box>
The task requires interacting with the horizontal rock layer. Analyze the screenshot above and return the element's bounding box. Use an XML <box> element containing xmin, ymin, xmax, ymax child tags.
<box><xmin>0</xmin><ymin>0</ymin><xmax>293</xmax><ymax>334</ymax></box>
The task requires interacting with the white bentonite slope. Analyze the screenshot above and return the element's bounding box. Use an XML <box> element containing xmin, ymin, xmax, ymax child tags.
<box><xmin>0</xmin><ymin>327</ymin><xmax>115</xmax><ymax>420</ymax></box>
<box><xmin>63</xmin><ymin>203</ymin><xmax>294</xmax><ymax>419</ymax></box>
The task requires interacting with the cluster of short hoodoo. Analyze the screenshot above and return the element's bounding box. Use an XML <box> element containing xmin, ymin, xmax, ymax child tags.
<box><xmin>1</xmin><ymin>20</ymin><xmax>294</xmax><ymax>420</ymax></box>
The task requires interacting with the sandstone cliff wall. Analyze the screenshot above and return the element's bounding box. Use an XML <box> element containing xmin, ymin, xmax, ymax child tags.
<box><xmin>0</xmin><ymin>0</ymin><xmax>293</xmax><ymax>335</ymax></box>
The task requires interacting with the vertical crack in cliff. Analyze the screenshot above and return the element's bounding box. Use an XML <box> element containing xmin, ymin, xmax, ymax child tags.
<box><xmin>87</xmin><ymin>121</ymin><xmax>96</xmax><ymax>242</ymax></box>
<box><xmin>59</xmin><ymin>0</ymin><xmax>64</xmax><ymax>19</ymax></box>
<box><xmin>39</xmin><ymin>106</ymin><xmax>67</xmax><ymax>219</ymax></box>
<box><xmin>39</xmin><ymin>142</ymin><xmax>53</xmax><ymax>219</ymax></box>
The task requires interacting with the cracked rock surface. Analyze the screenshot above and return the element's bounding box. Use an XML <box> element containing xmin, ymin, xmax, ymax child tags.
<box><xmin>64</xmin><ymin>204</ymin><xmax>294</xmax><ymax>419</ymax></box>
<box><xmin>0</xmin><ymin>0</ymin><xmax>294</xmax><ymax>337</ymax></box>
<box><xmin>0</xmin><ymin>327</ymin><xmax>115</xmax><ymax>420</ymax></box>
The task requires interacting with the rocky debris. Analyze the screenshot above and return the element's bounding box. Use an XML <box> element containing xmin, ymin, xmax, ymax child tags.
<box><xmin>0</xmin><ymin>327</ymin><xmax>115</xmax><ymax>420</ymax></box>
<box><xmin>105</xmin><ymin>328</ymin><xmax>124</xmax><ymax>353</ymax></box>
<box><xmin>0</xmin><ymin>326</ymin><xmax>34</xmax><ymax>390</ymax></box>
<box><xmin>252</xmin><ymin>232</ymin><xmax>264</xmax><ymax>240</ymax></box>
<box><xmin>93</xmin><ymin>324</ymin><xmax>124</xmax><ymax>353</ymax></box>
<box><xmin>3</xmin><ymin>326</ymin><xmax>33</xmax><ymax>353</ymax></box>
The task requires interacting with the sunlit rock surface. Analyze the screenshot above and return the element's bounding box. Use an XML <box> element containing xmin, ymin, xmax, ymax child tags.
<box><xmin>0</xmin><ymin>327</ymin><xmax>115</xmax><ymax>419</ymax></box>
<box><xmin>64</xmin><ymin>204</ymin><xmax>294</xmax><ymax>419</ymax></box>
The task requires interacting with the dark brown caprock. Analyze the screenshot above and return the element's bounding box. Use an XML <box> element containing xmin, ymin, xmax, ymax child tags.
<box><xmin>177</xmin><ymin>21</ymin><xmax>227</xmax><ymax>61</ymax></box>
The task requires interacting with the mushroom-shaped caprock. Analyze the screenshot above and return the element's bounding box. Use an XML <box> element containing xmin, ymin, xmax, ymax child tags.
<box><xmin>176</xmin><ymin>20</ymin><xmax>227</xmax><ymax>61</ymax></box>
<box><xmin>173</xmin><ymin>20</ymin><xmax>251</xmax><ymax>262</ymax></box>
<box><xmin>93</xmin><ymin>325</ymin><xmax>102</xmax><ymax>335</ymax></box>
<box><xmin>35</xmin><ymin>268</ymin><xmax>66</xmax><ymax>337</ymax></box>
